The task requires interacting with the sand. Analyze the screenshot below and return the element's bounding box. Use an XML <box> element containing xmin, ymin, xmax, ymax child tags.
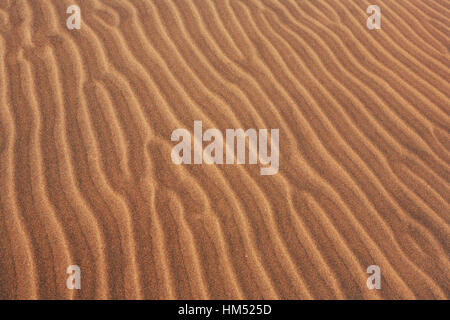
<box><xmin>0</xmin><ymin>0</ymin><xmax>449</xmax><ymax>300</ymax></box>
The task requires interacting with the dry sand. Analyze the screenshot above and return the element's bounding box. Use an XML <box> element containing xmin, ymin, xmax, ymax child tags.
<box><xmin>0</xmin><ymin>0</ymin><xmax>449</xmax><ymax>299</ymax></box>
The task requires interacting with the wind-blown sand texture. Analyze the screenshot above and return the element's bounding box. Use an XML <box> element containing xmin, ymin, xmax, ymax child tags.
<box><xmin>0</xmin><ymin>0</ymin><xmax>449</xmax><ymax>300</ymax></box>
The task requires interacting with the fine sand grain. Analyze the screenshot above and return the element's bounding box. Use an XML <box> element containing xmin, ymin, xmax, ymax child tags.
<box><xmin>0</xmin><ymin>0</ymin><xmax>449</xmax><ymax>299</ymax></box>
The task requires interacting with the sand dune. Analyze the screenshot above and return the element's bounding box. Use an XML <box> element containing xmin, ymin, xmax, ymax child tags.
<box><xmin>0</xmin><ymin>0</ymin><xmax>448</xmax><ymax>299</ymax></box>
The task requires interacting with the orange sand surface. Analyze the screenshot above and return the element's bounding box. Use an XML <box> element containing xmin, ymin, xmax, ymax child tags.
<box><xmin>0</xmin><ymin>0</ymin><xmax>449</xmax><ymax>299</ymax></box>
